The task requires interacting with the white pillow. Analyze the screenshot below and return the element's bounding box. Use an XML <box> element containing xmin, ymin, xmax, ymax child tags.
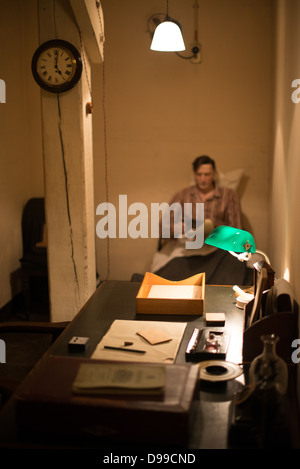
<box><xmin>216</xmin><ymin>168</ymin><xmax>245</xmax><ymax>192</ymax></box>
<box><xmin>190</xmin><ymin>168</ymin><xmax>245</xmax><ymax>192</ymax></box>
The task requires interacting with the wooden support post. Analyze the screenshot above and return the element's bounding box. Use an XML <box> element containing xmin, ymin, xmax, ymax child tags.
<box><xmin>37</xmin><ymin>0</ymin><xmax>102</xmax><ymax>320</ymax></box>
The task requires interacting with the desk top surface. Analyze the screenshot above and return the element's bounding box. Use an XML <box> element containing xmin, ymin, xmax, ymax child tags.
<box><xmin>0</xmin><ymin>281</ymin><xmax>245</xmax><ymax>450</ymax></box>
<box><xmin>53</xmin><ymin>281</ymin><xmax>244</xmax><ymax>365</ymax></box>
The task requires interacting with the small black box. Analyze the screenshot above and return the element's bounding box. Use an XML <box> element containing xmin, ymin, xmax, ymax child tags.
<box><xmin>68</xmin><ymin>336</ymin><xmax>90</xmax><ymax>352</ymax></box>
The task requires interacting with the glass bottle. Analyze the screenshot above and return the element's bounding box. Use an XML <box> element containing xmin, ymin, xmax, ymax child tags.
<box><xmin>249</xmin><ymin>333</ymin><xmax>288</xmax><ymax>394</ymax></box>
<box><xmin>247</xmin><ymin>334</ymin><xmax>290</xmax><ymax>447</ymax></box>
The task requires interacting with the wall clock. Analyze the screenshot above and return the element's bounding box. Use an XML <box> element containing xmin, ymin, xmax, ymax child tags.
<box><xmin>31</xmin><ymin>39</ymin><xmax>83</xmax><ymax>93</ymax></box>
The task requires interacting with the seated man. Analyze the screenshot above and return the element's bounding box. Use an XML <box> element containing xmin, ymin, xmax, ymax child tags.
<box><xmin>168</xmin><ymin>155</ymin><xmax>242</xmax><ymax>237</ymax></box>
<box><xmin>148</xmin><ymin>156</ymin><xmax>252</xmax><ymax>284</ymax></box>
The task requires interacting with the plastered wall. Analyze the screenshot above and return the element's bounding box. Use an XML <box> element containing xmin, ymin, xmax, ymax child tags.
<box><xmin>0</xmin><ymin>0</ymin><xmax>44</xmax><ymax>309</ymax></box>
<box><xmin>270</xmin><ymin>0</ymin><xmax>300</xmax><ymax>302</ymax></box>
<box><xmin>92</xmin><ymin>0</ymin><xmax>275</xmax><ymax>281</ymax></box>
<box><xmin>0</xmin><ymin>0</ymin><xmax>277</xmax><ymax>308</ymax></box>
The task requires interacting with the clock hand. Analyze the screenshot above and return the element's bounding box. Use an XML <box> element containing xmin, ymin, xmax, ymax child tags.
<box><xmin>56</xmin><ymin>68</ymin><xmax>66</xmax><ymax>80</ymax></box>
<box><xmin>54</xmin><ymin>56</ymin><xmax>66</xmax><ymax>80</ymax></box>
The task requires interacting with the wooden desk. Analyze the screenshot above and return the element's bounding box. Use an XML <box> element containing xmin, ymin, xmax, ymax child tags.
<box><xmin>0</xmin><ymin>282</ymin><xmax>245</xmax><ymax>450</ymax></box>
<box><xmin>51</xmin><ymin>281</ymin><xmax>244</xmax><ymax>365</ymax></box>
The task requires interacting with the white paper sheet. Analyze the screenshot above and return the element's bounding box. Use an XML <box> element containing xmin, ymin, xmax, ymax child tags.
<box><xmin>148</xmin><ymin>285</ymin><xmax>202</xmax><ymax>299</ymax></box>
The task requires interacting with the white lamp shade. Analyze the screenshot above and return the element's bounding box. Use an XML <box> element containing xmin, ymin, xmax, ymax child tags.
<box><xmin>150</xmin><ymin>21</ymin><xmax>185</xmax><ymax>52</ymax></box>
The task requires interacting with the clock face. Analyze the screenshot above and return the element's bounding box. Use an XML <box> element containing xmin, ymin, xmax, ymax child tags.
<box><xmin>32</xmin><ymin>40</ymin><xmax>82</xmax><ymax>93</ymax></box>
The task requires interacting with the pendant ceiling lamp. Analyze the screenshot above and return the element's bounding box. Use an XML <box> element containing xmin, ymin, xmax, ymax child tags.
<box><xmin>150</xmin><ymin>1</ymin><xmax>185</xmax><ymax>52</ymax></box>
<box><xmin>148</xmin><ymin>1</ymin><xmax>201</xmax><ymax>63</ymax></box>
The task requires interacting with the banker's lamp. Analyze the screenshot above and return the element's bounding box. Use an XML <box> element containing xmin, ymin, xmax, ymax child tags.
<box><xmin>205</xmin><ymin>226</ymin><xmax>273</xmax><ymax>300</ymax></box>
<box><xmin>204</xmin><ymin>226</ymin><xmax>257</xmax><ymax>262</ymax></box>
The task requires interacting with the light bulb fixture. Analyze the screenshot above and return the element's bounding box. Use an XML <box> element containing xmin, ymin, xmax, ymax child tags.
<box><xmin>151</xmin><ymin>19</ymin><xmax>185</xmax><ymax>52</ymax></box>
<box><xmin>148</xmin><ymin>0</ymin><xmax>202</xmax><ymax>63</ymax></box>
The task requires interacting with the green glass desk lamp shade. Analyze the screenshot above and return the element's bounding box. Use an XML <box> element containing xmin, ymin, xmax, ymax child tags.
<box><xmin>205</xmin><ymin>226</ymin><xmax>256</xmax><ymax>261</ymax></box>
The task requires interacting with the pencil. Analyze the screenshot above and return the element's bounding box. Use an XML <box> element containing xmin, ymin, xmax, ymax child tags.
<box><xmin>104</xmin><ymin>345</ymin><xmax>146</xmax><ymax>354</ymax></box>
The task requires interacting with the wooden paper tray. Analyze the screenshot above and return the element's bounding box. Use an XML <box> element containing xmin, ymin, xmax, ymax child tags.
<box><xmin>136</xmin><ymin>272</ymin><xmax>205</xmax><ymax>315</ymax></box>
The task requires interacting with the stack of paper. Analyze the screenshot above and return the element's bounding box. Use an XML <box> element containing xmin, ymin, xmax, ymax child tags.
<box><xmin>147</xmin><ymin>285</ymin><xmax>202</xmax><ymax>300</ymax></box>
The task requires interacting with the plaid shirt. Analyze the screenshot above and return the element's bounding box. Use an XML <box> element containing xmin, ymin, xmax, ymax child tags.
<box><xmin>169</xmin><ymin>184</ymin><xmax>242</xmax><ymax>229</ymax></box>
